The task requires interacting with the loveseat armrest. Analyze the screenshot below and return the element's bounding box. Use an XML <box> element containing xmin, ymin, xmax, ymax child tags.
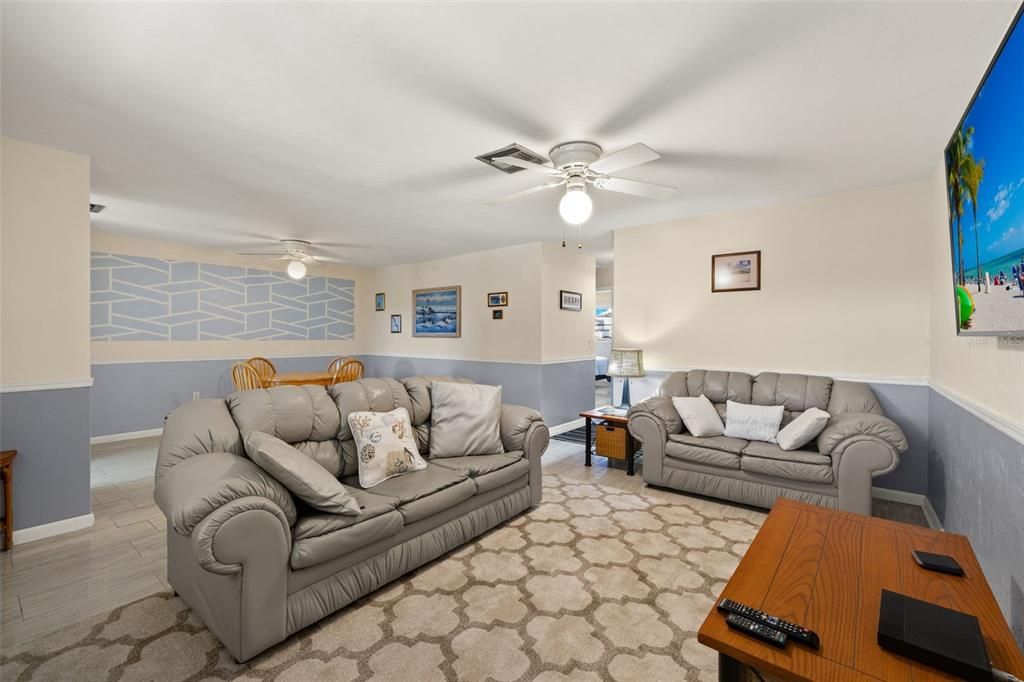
<box><xmin>627</xmin><ymin>396</ymin><xmax>682</xmax><ymax>487</ymax></box>
<box><xmin>816</xmin><ymin>412</ymin><xmax>908</xmax><ymax>456</ymax></box>
<box><xmin>627</xmin><ymin>396</ymin><xmax>683</xmax><ymax>437</ymax></box>
<box><xmin>155</xmin><ymin>451</ymin><xmax>297</xmax><ymax>538</ymax></box>
<box><xmin>500</xmin><ymin>404</ymin><xmax>549</xmax><ymax>506</ymax></box>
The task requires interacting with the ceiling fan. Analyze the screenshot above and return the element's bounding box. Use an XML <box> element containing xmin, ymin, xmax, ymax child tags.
<box><xmin>484</xmin><ymin>142</ymin><xmax>677</xmax><ymax>225</ymax></box>
<box><xmin>236</xmin><ymin>239</ymin><xmax>345</xmax><ymax>280</ymax></box>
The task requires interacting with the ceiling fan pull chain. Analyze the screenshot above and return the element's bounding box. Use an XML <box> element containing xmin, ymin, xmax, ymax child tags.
<box><xmin>577</xmin><ymin>224</ymin><xmax>583</xmax><ymax>249</ymax></box>
<box><xmin>562</xmin><ymin>223</ymin><xmax>566</xmax><ymax>248</ymax></box>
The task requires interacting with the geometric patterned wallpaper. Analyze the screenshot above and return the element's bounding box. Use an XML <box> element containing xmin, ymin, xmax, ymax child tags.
<box><xmin>90</xmin><ymin>252</ymin><xmax>355</xmax><ymax>341</ymax></box>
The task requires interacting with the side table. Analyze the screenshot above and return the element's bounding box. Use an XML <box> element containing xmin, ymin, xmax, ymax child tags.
<box><xmin>579</xmin><ymin>408</ymin><xmax>637</xmax><ymax>476</ymax></box>
<box><xmin>0</xmin><ymin>449</ymin><xmax>16</xmax><ymax>551</ymax></box>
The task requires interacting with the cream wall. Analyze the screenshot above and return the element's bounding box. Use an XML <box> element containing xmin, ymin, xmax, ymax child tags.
<box><xmin>1</xmin><ymin>137</ymin><xmax>91</xmax><ymax>386</ymax></box>
<box><xmin>540</xmin><ymin>242</ymin><xmax>595</xmax><ymax>362</ymax></box>
<box><xmin>90</xmin><ymin>230</ymin><xmax>370</xmax><ymax>363</ymax></box>
<box><xmin>366</xmin><ymin>242</ymin><xmax>544</xmax><ymax>362</ymax></box>
<box><xmin>926</xmin><ymin>161</ymin><xmax>1024</xmax><ymax>426</ymax></box>
<box><xmin>614</xmin><ymin>181</ymin><xmax>932</xmax><ymax>380</ymax></box>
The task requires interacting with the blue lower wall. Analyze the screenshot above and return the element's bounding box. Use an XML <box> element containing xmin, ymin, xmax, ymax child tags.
<box><xmin>0</xmin><ymin>387</ymin><xmax>92</xmax><ymax>530</ymax></box>
<box><xmin>928</xmin><ymin>391</ymin><xmax>1024</xmax><ymax>648</ymax></box>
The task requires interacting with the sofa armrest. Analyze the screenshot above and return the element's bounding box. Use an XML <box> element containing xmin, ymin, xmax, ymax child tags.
<box><xmin>155</xmin><ymin>451</ymin><xmax>297</xmax><ymax>537</ymax></box>
<box><xmin>627</xmin><ymin>396</ymin><xmax>683</xmax><ymax>437</ymax></box>
<box><xmin>157</xmin><ymin>399</ymin><xmax>243</xmax><ymax>481</ymax></box>
<box><xmin>500</xmin><ymin>404</ymin><xmax>549</xmax><ymax>506</ymax></box>
<box><xmin>627</xmin><ymin>396</ymin><xmax>682</xmax><ymax>487</ymax></box>
<box><xmin>816</xmin><ymin>412</ymin><xmax>908</xmax><ymax>456</ymax></box>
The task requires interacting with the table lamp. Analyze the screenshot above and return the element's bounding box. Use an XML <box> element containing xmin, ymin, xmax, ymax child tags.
<box><xmin>607</xmin><ymin>348</ymin><xmax>645</xmax><ymax>408</ymax></box>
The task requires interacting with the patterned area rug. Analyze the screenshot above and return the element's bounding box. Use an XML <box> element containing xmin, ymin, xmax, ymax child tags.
<box><xmin>1</xmin><ymin>475</ymin><xmax>766</xmax><ymax>681</ymax></box>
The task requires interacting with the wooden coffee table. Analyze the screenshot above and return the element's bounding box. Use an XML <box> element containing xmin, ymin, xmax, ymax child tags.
<box><xmin>698</xmin><ymin>498</ymin><xmax>1024</xmax><ymax>681</ymax></box>
<box><xmin>579</xmin><ymin>407</ymin><xmax>637</xmax><ymax>476</ymax></box>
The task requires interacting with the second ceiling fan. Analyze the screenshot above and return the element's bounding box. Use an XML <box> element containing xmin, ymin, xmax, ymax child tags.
<box><xmin>485</xmin><ymin>142</ymin><xmax>677</xmax><ymax>225</ymax></box>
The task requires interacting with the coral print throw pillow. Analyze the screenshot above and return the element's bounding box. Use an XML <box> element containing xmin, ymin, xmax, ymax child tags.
<box><xmin>347</xmin><ymin>407</ymin><xmax>427</xmax><ymax>488</ymax></box>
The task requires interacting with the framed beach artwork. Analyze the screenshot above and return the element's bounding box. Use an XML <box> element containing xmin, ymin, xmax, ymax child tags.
<box><xmin>375</xmin><ymin>292</ymin><xmax>385</xmax><ymax>311</ymax></box>
<box><xmin>390</xmin><ymin>314</ymin><xmax>402</xmax><ymax>334</ymax></box>
<box><xmin>487</xmin><ymin>292</ymin><xmax>508</xmax><ymax>307</ymax></box>
<box><xmin>712</xmin><ymin>250</ymin><xmax>761</xmax><ymax>292</ymax></box>
<box><xmin>559</xmin><ymin>290</ymin><xmax>583</xmax><ymax>311</ymax></box>
<box><xmin>412</xmin><ymin>286</ymin><xmax>461</xmax><ymax>337</ymax></box>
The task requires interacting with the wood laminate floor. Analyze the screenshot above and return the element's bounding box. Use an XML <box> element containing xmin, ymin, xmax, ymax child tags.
<box><xmin>0</xmin><ymin>436</ymin><xmax>928</xmax><ymax>650</ymax></box>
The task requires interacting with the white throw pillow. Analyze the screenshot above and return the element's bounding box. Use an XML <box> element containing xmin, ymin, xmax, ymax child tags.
<box><xmin>429</xmin><ymin>381</ymin><xmax>504</xmax><ymax>457</ymax></box>
<box><xmin>347</xmin><ymin>407</ymin><xmax>427</xmax><ymax>488</ymax></box>
<box><xmin>724</xmin><ymin>401</ymin><xmax>785</xmax><ymax>442</ymax></box>
<box><xmin>776</xmin><ymin>407</ymin><xmax>831</xmax><ymax>451</ymax></box>
<box><xmin>671</xmin><ymin>395</ymin><xmax>725</xmax><ymax>437</ymax></box>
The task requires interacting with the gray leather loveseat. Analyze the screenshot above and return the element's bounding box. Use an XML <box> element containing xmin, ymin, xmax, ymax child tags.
<box><xmin>154</xmin><ymin>376</ymin><xmax>548</xmax><ymax>661</ymax></box>
<box><xmin>627</xmin><ymin>370</ymin><xmax>907</xmax><ymax>515</ymax></box>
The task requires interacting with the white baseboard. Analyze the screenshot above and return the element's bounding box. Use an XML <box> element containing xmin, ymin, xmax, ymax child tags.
<box><xmin>549</xmin><ymin>418</ymin><xmax>585</xmax><ymax>436</ymax></box>
<box><xmin>13</xmin><ymin>513</ymin><xmax>94</xmax><ymax>545</ymax></box>
<box><xmin>872</xmin><ymin>487</ymin><xmax>942</xmax><ymax>530</ymax></box>
<box><xmin>91</xmin><ymin>428</ymin><xmax>163</xmax><ymax>445</ymax></box>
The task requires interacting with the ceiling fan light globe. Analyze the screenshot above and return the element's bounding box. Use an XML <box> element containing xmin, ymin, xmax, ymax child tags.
<box><xmin>287</xmin><ymin>260</ymin><xmax>307</xmax><ymax>279</ymax></box>
<box><xmin>559</xmin><ymin>189</ymin><xmax>593</xmax><ymax>225</ymax></box>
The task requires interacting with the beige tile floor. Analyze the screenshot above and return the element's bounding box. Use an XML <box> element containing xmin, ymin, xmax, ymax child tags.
<box><xmin>0</xmin><ymin>435</ymin><xmax>925</xmax><ymax>651</ymax></box>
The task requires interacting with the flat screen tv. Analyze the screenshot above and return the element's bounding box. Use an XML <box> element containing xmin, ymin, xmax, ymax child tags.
<box><xmin>944</xmin><ymin>3</ymin><xmax>1024</xmax><ymax>336</ymax></box>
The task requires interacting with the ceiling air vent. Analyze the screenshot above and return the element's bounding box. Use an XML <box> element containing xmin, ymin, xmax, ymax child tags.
<box><xmin>475</xmin><ymin>143</ymin><xmax>548</xmax><ymax>174</ymax></box>
<box><xmin>89</xmin><ymin>203</ymin><xmax>106</xmax><ymax>214</ymax></box>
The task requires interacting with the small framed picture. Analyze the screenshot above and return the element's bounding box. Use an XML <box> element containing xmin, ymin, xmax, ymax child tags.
<box><xmin>712</xmin><ymin>250</ymin><xmax>761</xmax><ymax>292</ymax></box>
<box><xmin>390</xmin><ymin>314</ymin><xmax>402</xmax><ymax>333</ymax></box>
<box><xmin>559</xmin><ymin>290</ymin><xmax>583</xmax><ymax>311</ymax></box>
<box><xmin>492</xmin><ymin>309</ymin><xmax>503</xmax><ymax>320</ymax></box>
<box><xmin>487</xmin><ymin>291</ymin><xmax>508</xmax><ymax>307</ymax></box>
<box><xmin>375</xmin><ymin>292</ymin><xmax>386</xmax><ymax>311</ymax></box>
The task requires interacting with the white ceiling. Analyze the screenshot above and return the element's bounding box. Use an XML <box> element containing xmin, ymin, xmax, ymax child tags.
<box><xmin>2</xmin><ymin>2</ymin><xmax>1018</xmax><ymax>267</ymax></box>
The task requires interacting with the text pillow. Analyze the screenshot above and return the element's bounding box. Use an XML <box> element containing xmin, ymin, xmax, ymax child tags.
<box><xmin>671</xmin><ymin>395</ymin><xmax>725</xmax><ymax>437</ymax></box>
<box><xmin>244</xmin><ymin>431</ymin><xmax>360</xmax><ymax>515</ymax></box>
<box><xmin>724</xmin><ymin>401</ymin><xmax>785</xmax><ymax>443</ymax></box>
<box><xmin>430</xmin><ymin>381</ymin><xmax>504</xmax><ymax>457</ymax></box>
<box><xmin>776</xmin><ymin>407</ymin><xmax>831</xmax><ymax>451</ymax></box>
<box><xmin>348</xmin><ymin>407</ymin><xmax>427</xmax><ymax>488</ymax></box>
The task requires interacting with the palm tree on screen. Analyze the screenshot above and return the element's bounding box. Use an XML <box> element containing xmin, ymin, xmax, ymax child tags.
<box><xmin>947</xmin><ymin>126</ymin><xmax>984</xmax><ymax>287</ymax></box>
<box><xmin>947</xmin><ymin>132</ymin><xmax>966</xmax><ymax>286</ymax></box>
<box><xmin>962</xmin><ymin>148</ymin><xmax>985</xmax><ymax>292</ymax></box>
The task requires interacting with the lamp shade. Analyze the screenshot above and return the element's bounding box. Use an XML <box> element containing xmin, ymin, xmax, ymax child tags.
<box><xmin>607</xmin><ymin>348</ymin><xmax>645</xmax><ymax>378</ymax></box>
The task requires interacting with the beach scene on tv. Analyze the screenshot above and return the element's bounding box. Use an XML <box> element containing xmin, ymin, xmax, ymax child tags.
<box><xmin>946</xmin><ymin>12</ymin><xmax>1024</xmax><ymax>335</ymax></box>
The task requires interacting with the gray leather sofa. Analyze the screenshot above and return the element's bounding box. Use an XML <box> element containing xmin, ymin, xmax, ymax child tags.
<box><xmin>154</xmin><ymin>376</ymin><xmax>548</xmax><ymax>662</ymax></box>
<box><xmin>627</xmin><ymin>370</ymin><xmax>907</xmax><ymax>516</ymax></box>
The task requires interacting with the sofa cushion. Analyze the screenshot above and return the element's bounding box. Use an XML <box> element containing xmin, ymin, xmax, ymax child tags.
<box><xmin>291</xmin><ymin>514</ymin><xmax>404</xmax><ymax>570</ymax></box>
<box><xmin>429</xmin><ymin>381</ymin><xmax>504</xmax><ymax>458</ymax></box>
<box><xmin>665</xmin><ymin>441</ymin><xmax>740</xmax><ymax>469</ymax></box>
<box><xmin>740</xmin><ymin>441</ymin><xmax>833</xmax><ymax>483</ymax></box>
<box><xmin>668</xmin><ymin>434</ymin><xmax>748</xmax><ymax>455</ymax></box>
<box><xmin>432</xmin><ymin>453</ymin><xmax>529</xmax><ymax>494</ymax></box>
<box><xmin>293</xmin><ymin>486</ymin><xmax>399</xmax><ymax>541</ymax></box>
<box><xmin>686</xmin><ymin>369</ymin><xmax>753</xmax><ymax>403</ymax></box>
<box><xmin>752</xmin><ymin>373</ymin><xmax>833</xmax><ymax>412</ymax></box>
<box><xmin>345</xmin><ymin>463</ymin><xmax>476</xmax><ymax>524</ymax></box>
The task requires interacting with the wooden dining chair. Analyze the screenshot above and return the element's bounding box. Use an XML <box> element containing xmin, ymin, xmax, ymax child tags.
<box><xmin>327</xmin><ymin>356</ymin><xmax>350</xmax><ymax>376</ymax></box>
<box><xmin>331</xmin><ymin>359</ymin><xmax>364</xmax><ymax>384</ymax></box>
<box><xmin>247</xmin><ymin>356</ymin><xmax>276</xmax><ymax>386</ymax></box>
<box><xmin>231</xmin><ymin>362</ymin><xmax>265</xmax><ymax>391</ymax></box>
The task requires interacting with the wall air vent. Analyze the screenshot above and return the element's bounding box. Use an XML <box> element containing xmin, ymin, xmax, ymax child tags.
<box><xmin>89</xmin><ymin>203</ymin><xmax>106</xmax><ymax>214</ymax></box>
<box><xmin>475</xmin><ymin>143</ymin><xmax>548</xmax><ymax>174</ymax></box>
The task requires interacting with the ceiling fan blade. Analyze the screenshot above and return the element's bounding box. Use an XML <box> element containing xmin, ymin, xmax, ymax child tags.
<box><xmin>492</xmin><ymin>156</ymin><xmax>562</xmax><ymax>177</ymax></box>
<box><xmin>485</xmin><ymin>181</ymin><xmax>564</xmax><ymax>205</ymax></box>
<box><xmin>588</xmin><ymin>143</ymin><xmax>661</xmax><ymax>175</ymax></box>
<box><xmin>593</xmin><ymin>176</ymin><xmax>677</xmax><ymax>200</ymax></box>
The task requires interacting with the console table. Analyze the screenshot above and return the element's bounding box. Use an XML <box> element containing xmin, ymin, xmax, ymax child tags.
<box><xmin>698</xmin><ymin>498</ymin><xmax>1024</xmax><ymax>681</ymax></box>
<box><xmin>1</xmin><ymin>449</ymin><xmax>16</xmax><ymax>551</ymax></box>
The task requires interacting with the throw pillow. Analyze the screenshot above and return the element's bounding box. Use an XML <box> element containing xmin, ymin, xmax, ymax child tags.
<box><xmin>723</xmin><ymin>401</ymin><xmax>785</xmax><ymax>442</ymax></box>
<box><xmin>347</xmin><ymin>407</ymin><xmax>427</xmax><ymax>488</ymax></box>
<box><xmin>244</xmin><ymin>431</ymin><xmax>360</xmax><ymax>515</ymax></box>
<box><xmin>671</xmin><ymin>395</ymin><xmax>725</xmax><ymax>437</ymax></box>
<box><xmin>776</xmin><ymin>407</ymin><xmax>831</xmax><ymax>451</ymax></box>
<box><xmin>429</xmin><ymin>381</ymin><xmax>504</xmax><ymax>457</ymax></box>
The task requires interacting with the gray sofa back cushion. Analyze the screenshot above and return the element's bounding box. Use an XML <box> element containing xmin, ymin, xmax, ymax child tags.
<box><xmin>228</xmin><ymin>386</ymin><xmax>344</xmax><ymax>476</ymax></box>
<box><xmin>752</xmin><ymin>372</ymin><xmax>833</xmax><ymax>412</ymax></box>
<box><xmin>329</xmin><ymin>378</ymin><xmax>414</xmax><ymax>476</ymax></box>
<box><xmin>685</xmin><ymin>370</ymin><xmax>753</xmax><ymax>404</ymax></box>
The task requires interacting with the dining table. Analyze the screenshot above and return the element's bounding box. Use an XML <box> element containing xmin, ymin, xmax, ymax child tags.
<box><xmin>269</xmin><ymin>370</ymin><xmax>334</xmax><ymax>387</ymax></box>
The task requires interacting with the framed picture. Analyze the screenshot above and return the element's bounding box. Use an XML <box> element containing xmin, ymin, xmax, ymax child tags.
<box><xmin>712</xmin><ymin>250</ymin><xmax>761</xmax><ymax>292</ymax></box>
<box><xmin>487</xmin><ymin>291</ymin><xmax>508</xmax><ymax>307</ymax></box>
<box><xmin>412</xmin><ymin>286</ymin><xmax>461</xmax><ymax>337</ymax></box>
<box><xmin>559</xmin><ymin>290</ymin><xmax>583</xmax><ymax>311</ymax></box>
<box><xmin>492</xmin><ymin>309</ymin><xmax>503</xmax><ymax>320</ymax></box>
<box><xmin>375</xmin><ymin>292</ymin><xmax>386</xmax><ymax>311</ymax></box>
<box><xmin>390</xmin><ymin>314</ymin><xmax>402</xmax><ymax>333</ymax></box>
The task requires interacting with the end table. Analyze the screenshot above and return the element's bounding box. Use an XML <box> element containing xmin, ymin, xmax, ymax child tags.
<box><xmin>579</xmin><ymin>408</ymin><xmax>637</xmax><ymax>476</ymax></box>
<box><xmin>1</xmin><ymin>449</ymin><xmax>16</xmax><ymax>551</ymax></box>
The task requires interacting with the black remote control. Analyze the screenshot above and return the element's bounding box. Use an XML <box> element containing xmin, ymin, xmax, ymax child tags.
<box><xmin>717</xmin><ymin>598</ymin><xmax>821</xmax><ymax>649</ymax></box>
<box><xmin>725</xmin><ymin>613</ymin><xmax>788</xmax><ymax>648</ymax></box>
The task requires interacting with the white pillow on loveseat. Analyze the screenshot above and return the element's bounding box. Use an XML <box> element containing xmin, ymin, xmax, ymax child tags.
<box><xmin>671</xmin><ymin>395</ymin><xmax>725</xmax><ymax>437</ymax></box>
<box><xmin>723</xmin><ymin>401</ymin><xmax>785</xmax><ymax>442</ymax></box>
<box><xmin>776</xmin><ymin>407</ymin><xmax>831</xmax><ymax>450</ymax></box>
